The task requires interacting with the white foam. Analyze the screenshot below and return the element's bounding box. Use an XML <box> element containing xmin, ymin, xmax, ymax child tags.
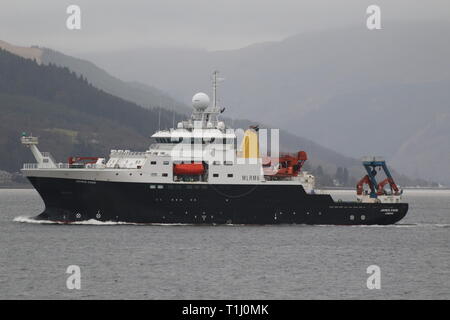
<box><xmin>13</xmin><ymin>216</ymin><xmax>449</xmax><ymax>228</ymax></box>
<box><xmin>13</xmin><ymin>216</ymin><xmax>196</xmax><ymax>226</ymax></box>
<box><xmin>13</xmin><ymin>216</ymin><xmax>140</xmax><ymax>225</ymax></box>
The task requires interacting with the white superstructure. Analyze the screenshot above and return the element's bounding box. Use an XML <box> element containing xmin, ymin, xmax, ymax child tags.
<box><xmin>21</xmin><ymin>72</ymin><xmax>316</xmax><ymax>192</ymax></box>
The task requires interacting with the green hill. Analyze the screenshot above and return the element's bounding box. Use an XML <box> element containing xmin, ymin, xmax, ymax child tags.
<box><xmin>0</xmin><ymin>49</ymin><xmax>179</xmax><ymax>172</ymax></box>
<box><xmin>0</xmin><ymin>49</ymin><xmax>433</xmax><ymax>187</ymax></box>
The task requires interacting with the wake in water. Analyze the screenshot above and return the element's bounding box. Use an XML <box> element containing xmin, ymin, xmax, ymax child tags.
<box><xmin>12</xmin><ymin>216</ymin><xmax>450</xmax><ymax>228</ymax></box>
<box><xmin>13</xmin><ymin>216</ymin><xmax>142</xmax><ymax>225</ymax></box>
<box><xmin>13</xmin><ymin>216</ymin><xmax>197</xmax><ymax>226</ymax></box>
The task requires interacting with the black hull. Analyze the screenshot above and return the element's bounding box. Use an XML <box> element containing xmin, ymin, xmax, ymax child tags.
<box><xmin>26</xmin><ymin>177</ymin><xmax>408</xmax><ymax>225</ymax></box>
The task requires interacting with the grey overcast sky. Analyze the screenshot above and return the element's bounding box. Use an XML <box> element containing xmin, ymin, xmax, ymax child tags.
<box><xmin>1</xmin><ymin>0</ymin><xmax>449</xmax><ymax>53</ymax></box>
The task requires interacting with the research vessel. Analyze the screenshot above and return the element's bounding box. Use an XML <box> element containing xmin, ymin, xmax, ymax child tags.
<box><xmin>20</xmin><ymin>72</ymin><xmax>408</xmax><ymax>225</ymax></box>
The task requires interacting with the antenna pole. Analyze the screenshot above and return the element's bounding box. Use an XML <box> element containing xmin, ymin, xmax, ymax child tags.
<box><xmin>172</xmin><ymin>108</ymin><xmax>175</xmax><ymax>128</ymax></box>
<box><xmin>158</xmin><ymin>108</ymin><xmax>161</xmax><ymax>131</ymax></box>
<box><xmin>212</xmin><ymin>70</ymin><xmax>218</xmax><ymax>110</ymax></box>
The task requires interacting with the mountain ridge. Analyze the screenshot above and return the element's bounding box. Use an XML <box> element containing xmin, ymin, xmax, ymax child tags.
<box><xmin>79</xmin><ymin>22</ymin><xmax>450</xmax><ymax>183</ymax></box>
<box><xmin>0</xmin><ymin>47</ymin><xmax>434</xmax><ymax>187</ymax></box>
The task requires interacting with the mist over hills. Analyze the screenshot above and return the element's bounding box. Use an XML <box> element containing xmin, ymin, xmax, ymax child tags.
<box><xmin>0</xmin><ymin>40</ymin><xmax>190</xmax><ymax>115</ymax></box>
<box><xmin>41</xmin><ymin>48</ymin><xmax>191</xmax><ymax>114</ymax></box>
<box><xmin>0</xmin><ymin>49</ymin><xmax>361</xmax><ymax>186</ymax></box>
<box><xmin>0</xmin><ymin>44</ymin><xmax>437</xmax><ymax>187</ymax></box>
<box><xmin>0</xmin><ymin>49</ymin><xmax>177</xmax><ymax>173</ymax></box>
<box><xmin>0</xmin><ymin>50</ymin><xmax>355</xmax><ymax>184</ymax></box>
<box><xmin>81</xmin><ymin>22</ymin><xmax>450</xmax><ymax>184</ymax></box>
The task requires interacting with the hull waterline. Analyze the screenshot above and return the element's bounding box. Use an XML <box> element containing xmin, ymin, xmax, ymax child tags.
<box><xmin>27</xmin><ymin>177</ymin><xmax>408</xmax><ymax>225</ymax></box>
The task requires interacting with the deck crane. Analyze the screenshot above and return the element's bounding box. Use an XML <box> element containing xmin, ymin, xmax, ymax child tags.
<box><xmin>357</xmin><ymin>157</ymin><xmax>401</xmax><ymax>198</ymax></box>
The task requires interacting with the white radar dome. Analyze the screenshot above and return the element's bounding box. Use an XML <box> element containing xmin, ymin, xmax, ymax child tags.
<box><xmin>192</xmin><ymin>92</ymin><xmax>210</xmax><ymax>111</ymax></box>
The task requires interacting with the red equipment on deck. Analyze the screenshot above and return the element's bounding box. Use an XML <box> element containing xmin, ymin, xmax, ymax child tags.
<box><xmin>173</xmin><ymin>163</ymin><xmax>205</xmax><ymax>175</ymax></box>
<box><xmin>356</xmin><ymin>175</ymin><xmax>374</xmax><ymax>195</ymax></box>
<box><xmin>377</xmin><ymin>178</ymin><xmax>400</xmax><ymax>195</ymax></box>
<box><xmin>356</xmin><ymin>159</ymin><xmax>401</xmax><ymax>197</ymax></box>
<box><xmin>265</xmin><ymin>151</ymin><xmax>308</xmax><ymax>177</ymax></box>
<box><xmin>68</xmin><ymin>157</ymin><xmax>99</xmax><ymax>165</ymax></box>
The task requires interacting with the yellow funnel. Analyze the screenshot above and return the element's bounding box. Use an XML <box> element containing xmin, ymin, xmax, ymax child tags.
<box><xmin>241</xmin><ymin>129</ymin><xmax>259</xmax><ymax>158</ymax></box>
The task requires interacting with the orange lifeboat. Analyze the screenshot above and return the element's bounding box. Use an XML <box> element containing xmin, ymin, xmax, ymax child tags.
<box><xmin>173</xmin><ymin>163</ymin><xmax>205</xmax><ymax>175</ymax></box>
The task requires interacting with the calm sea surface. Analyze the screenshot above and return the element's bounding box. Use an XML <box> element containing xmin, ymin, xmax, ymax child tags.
<box><xmin>0</xmin><ymin>189</ymin><xmax>448</xmax><ymax>299</ymax></box>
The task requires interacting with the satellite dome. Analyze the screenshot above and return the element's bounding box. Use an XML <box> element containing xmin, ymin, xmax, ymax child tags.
<box><xmin>192</xmin><ymin>92</ymin><xmax>210</xmax><ymax>111</ymax></box>
<box><xmin>217</xmin><ymin>121</ymin><xmax>225</xmax><ymax>130</ymax></box>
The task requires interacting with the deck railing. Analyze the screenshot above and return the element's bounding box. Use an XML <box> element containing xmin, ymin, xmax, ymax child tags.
<box><xmin>22</xmin><ymin>163</ymin><xmax>103</xmax><ymax>169</ymax></box>
<box><xmin>23</xmin><ymin>163</ymin><xmax>38</xmax><ymax>169</ymax></box>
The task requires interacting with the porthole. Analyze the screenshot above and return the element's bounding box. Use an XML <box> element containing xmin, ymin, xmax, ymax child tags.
<box><xmin>361</xmin><ymin>215</ymin><xmax>366</xmax><ymax>221</ymax></box>
<box><xmin>350</xmin><ymin>215</ymin><xmax>355</xmax><ymax>220</ymax></box>
<box><xmin>76</xmin><ymin>213</ymin><xmax>81</xmax><ymax>219</ymax></box>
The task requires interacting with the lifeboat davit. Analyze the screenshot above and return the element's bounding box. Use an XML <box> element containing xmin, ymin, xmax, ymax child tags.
<box><xmin>173</xmin><ymin>163</ymin><xmax>205</xmax><ymax>175</ymax></box>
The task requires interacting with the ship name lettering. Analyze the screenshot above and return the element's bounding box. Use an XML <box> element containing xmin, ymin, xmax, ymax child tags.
<box><xmin>75</xmin><ymin>180</ymin><xmax>96</xmax><ymax>184</ymax></box>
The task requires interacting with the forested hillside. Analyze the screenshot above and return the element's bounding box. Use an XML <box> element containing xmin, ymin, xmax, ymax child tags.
<box><xmin>0</xmin><ymin>49</ymin><xmax>434</xmax><ymax>187</ymax></box>
<box><xmin>0</xmin><ymin>49</ymin><xmax>178</xmax><ymax>172</ymax></box>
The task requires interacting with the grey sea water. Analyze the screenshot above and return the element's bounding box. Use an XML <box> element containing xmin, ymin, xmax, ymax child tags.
<box><xmin>0</xmin><ymin>188</ymin><xmax>448</xmax><ymax>299</ymax></box>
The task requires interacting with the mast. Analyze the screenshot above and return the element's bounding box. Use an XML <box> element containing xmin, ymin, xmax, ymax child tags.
<box><xmin>212</xmin><ymin>70</ymin><xmax>218</xmax><ymax>110</ymax></box>
<box><xmin>211</xmin><ymin>70</ymin><xmax>225</xmax><ymax>116</ymax></box>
